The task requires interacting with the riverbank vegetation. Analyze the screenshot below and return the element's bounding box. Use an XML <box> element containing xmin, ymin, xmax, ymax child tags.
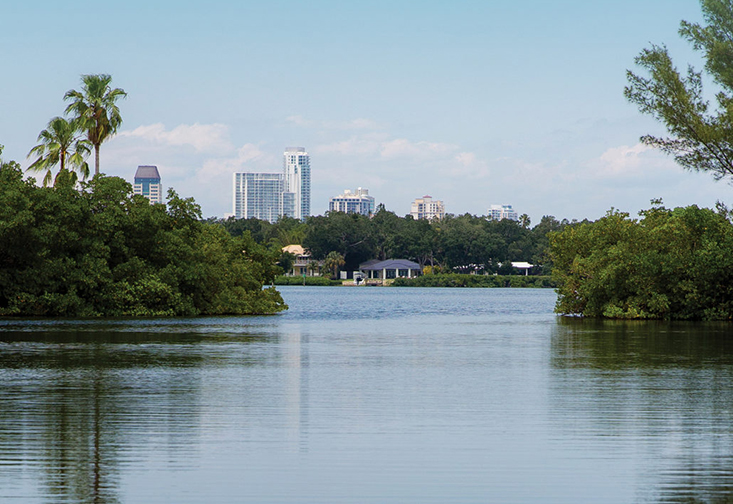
<box><xmin>0</xmin><ymin>155</ymin><xmax>286</xmax><ymax>317</ymax></box>
<box><xmin>550</xmin><ymin>203</ymin><xmax>733</xmax><ymax>320</ymax></box>
<box><xmin>392</xmin><ymin>274</ymin><xmax>555</xmax><ymax>288</ymax></box>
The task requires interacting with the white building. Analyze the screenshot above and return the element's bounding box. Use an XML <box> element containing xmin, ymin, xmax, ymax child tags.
<box><xmin>283</xmin><ymin>147</ymin><xmax>311</xmax><ymax>220</ymax></box>
<box><xmin>232</xmin><ymin>146</ymin><xmax>311</xmax><ymax>222</ymax></box>
<box><xmin>133</xmin><ymin>165</ymin><xmax>163</xmax><ymax>204</ymax></box>
<box><xmin>410</xmin><ymin>195</ymin><xmax>445</xmax><ymax>221</ymax></box>
<box><xmin>329</xmin><ymin>188</ymin><xmax>375</xmax><ymax>216</ymax></box>
<box><xmin>488</xmin><ymin>204</ymin><xmax>518</xmax><ymax>221</ymax></box>
<box><xmin>232</xmin><ymin>172</ymin><xmax>284</xmax><ymax>222</ymax></box>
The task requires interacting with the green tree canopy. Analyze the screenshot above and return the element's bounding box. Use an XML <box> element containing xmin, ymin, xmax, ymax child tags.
<box><xmin>0</xmin><ymin>162</ymin><xmax>285</xmax><ymax>317</ymax></box>
<box><xmin>549</xmin><ymin>203</ymin><xmax>733</xmax><ymax>320</ymax></box>
<box><xmin>625</xmin><ymin>0</ymin><xmax>733</xmax><ymax>182</ymax></box>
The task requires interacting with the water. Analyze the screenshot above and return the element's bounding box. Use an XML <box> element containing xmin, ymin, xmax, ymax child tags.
<box><xmin>0</xmin><ymin>287</ymin><xmax>732</xmax><ymax>503</ymax></box>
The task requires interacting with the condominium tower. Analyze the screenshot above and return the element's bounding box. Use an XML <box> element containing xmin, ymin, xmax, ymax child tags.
<box><xmin>410</xmin><ymin>195</ymin><xmax>445</xmax><ymax>221</ymax></box>
<box><xmin>283</xmin><ymin>147</ymin><xmax>311</xmax><ymax>220</ymax></box>
<box><xmin>329</xmin><ymin>188</ymin><xmax>375</xmax><ymax>216</ymax></box>
<box><xmin>233</xmin><ymin>172</ymin><xmax>284</xmax><ymax>222</ymax></box>
<box><xmin>488</xmin><ymin>204</ymin><xmax>518</xmax><ymax>221</ymax></box>
<box><xmin>133</xmin><ymin>165</ymin><xmax>163</xmax><ymax>204</ymax></box>
<box><xmin>232</xmin><ymin>147</ymin><xmax>311</xmax><ymax>222</ymax></box>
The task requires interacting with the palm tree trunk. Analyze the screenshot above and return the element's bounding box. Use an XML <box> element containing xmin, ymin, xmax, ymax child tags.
<box><xmin>95</xmin><ymin>144</ymin><xmax>100</xmax><ymax>176</ymax></box>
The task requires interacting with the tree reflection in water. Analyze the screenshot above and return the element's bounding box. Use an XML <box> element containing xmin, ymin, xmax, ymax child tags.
<box><xmin>550</xmin><ymin>318</ymin><xmax>733</xmax><ymax>502</ymax></box>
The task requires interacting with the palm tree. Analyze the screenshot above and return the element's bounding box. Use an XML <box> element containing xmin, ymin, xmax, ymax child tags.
<box><xmin>323</xmin><ymin>251</ymin><xmax>345</xmax><ymax>279</ymax></box>
<box><xmin>64</xmin><ymin>74</ymin><xmax>127</xmax><ymax>176</ymax></box>
<box><xmin>27</xmin><ymin>117</ymin><xmax>91</xmax><ymax>186</ymax></box>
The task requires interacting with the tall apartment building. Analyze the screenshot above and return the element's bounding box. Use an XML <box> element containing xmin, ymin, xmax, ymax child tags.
<box><xmin>232</xmin><ymin>147</ymin><xmax>311</xmax><ymax>222</ymax></box>
<box><xmin>488</xmin><ymin>204</ymin><xmax>518</xmax><ymax>221</ymax></box>
<box><xmin>283</xmin><ymin>147</ymin><xmax>311</xmax><ymax>220</ymax></box>
<box><xmin>329</xmin><ymin>188</ymin><xmax>375</xmax><ymax>216</ymax></box>
<box><xmin>133</xmin><ymin>165</ymin><xmax>163</xmax><ymax>204</ymax></box>
<box><xmin>410</xmin><ymin>195</ymin><xmax>445</xmax><ymax>221</ymax></box>
<box><xmin>232</xmin><ymin>172</ymin><xmax>284</xmax><ymax>222</ymax></box>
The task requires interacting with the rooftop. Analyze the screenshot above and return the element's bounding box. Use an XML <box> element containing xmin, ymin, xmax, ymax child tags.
<box><xmin>134</xmin><ymin>165</ymin><xmax>161</xmax><ymax>179</ymax></box>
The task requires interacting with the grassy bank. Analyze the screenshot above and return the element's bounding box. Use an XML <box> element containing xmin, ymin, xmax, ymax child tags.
<box><xmin>391</xmin><ymin>274</ymin><xmax>555</xmax><ymax>288</ymax></box>
<box><xmin>273</xmin><ymin>276</ymin><xmax>343</xmax><ymax>286</ymax></box>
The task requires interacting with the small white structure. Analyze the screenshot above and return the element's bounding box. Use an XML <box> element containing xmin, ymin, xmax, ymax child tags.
<box><xmin>510</xmin><ymin>261</ymin><xmax>533</xmax><ymax>276</ymax></box>
<box><xmin>359</xmin><ymin>259</ymin><xmax>422</xmax><ymax>281</ymax></box>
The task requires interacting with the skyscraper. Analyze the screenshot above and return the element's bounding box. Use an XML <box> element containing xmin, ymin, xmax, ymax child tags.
<box><xmin>283</xmin><ymin>147</ymin><xmax>310</xmax><ymax>220</ymax></box>
<box><xmin>232</xmin><ymin>172</ymin><xmax>284</xmax><ymax>222</ymax></box>
<box><xmin>133</xmin><ymin>165</ymin><xmax>163</xmax><ymax>204</ymax></box>
<box><xmin>329</xmin><ymin>188</ymin><xmax>375</xmax><ymax>216</ymax></box>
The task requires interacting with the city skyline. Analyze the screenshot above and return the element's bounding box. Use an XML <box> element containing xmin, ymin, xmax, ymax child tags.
<box><xmin>1</xmin><ymin>1</ymin><xmax>728</xmax><ymax>224</ymax></box>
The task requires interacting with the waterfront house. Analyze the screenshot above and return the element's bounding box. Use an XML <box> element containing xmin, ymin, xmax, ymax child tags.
<box><xmin>359</xmin><ymin>259</ymin><xmax>422</xmax><ymax>281</ymax></box>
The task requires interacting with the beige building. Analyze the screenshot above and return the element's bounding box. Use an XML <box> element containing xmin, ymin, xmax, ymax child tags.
<box><xmin>282</xmin><ymin>245</ymin><xmax>320</xmax><ymax>276</ymax></box>
<box><xmin>410</xmin><ymin>195</ymin><xmax>445</xmax><ymax>221</ymax></box>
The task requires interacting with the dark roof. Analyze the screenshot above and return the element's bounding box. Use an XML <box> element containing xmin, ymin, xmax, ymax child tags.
<box><xmin>360</xmin><ymin>259</ymin><xmax>421</xmax><ymax>271</ymax></box>
<box><xmin>134</xmin><ymin>165</ymin><xmax>160</xmax><ymax>179</ymax></box>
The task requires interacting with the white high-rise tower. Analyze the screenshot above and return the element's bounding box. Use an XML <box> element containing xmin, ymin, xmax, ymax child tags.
<box><xmin>283</xmin><ymin>147</ymin><xmax>310</xmax><ymax>220</ymax></box>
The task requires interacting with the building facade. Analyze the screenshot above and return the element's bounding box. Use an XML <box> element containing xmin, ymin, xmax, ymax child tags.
<box><xmin>133</xmin><ymin>165</ymin><xmax>163</xmax><ymax>204</ymax></box>
<box><xmin>283</xmin><ymin>147</ymin><xmax>310</xmax><ymax>220</ymax></box>
<box><xmin>232</xmin><ymin>172</ymin><xmax>284</xmax><ymax>222</ymax></box>
<box><xmin>488</xmin><ymin>204</ymin><xmax>518</xmax><ymax>221</ymax></box>
<box><xmin>329</xmin><ymin>188</ymin><xmax>375</xmax><ymax>216</ymax></box>
<box><xmin>410</xmin><ymin>195</ymin><xmax>445</xmax><ymax>221</ymax></box>
<box><xmin>232</xmin><ymin>146</ymin><xmax>311</xmax><ymax>223</ymax></box>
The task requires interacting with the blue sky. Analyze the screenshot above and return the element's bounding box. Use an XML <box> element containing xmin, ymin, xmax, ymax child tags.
<box><xmin>1</xmin><ymin>0</ymin><xmax>728</xmax><ymax>222</ymax></box>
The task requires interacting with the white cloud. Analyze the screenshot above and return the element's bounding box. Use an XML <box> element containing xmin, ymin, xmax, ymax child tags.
<box><xmin>118</xmin><ymin>123</ymin><xmax>234</xmax><ymax>153</ymax></box>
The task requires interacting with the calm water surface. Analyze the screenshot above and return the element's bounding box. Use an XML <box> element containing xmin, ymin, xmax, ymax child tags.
<box><xmin>1</xmin><ymin>287</ymin><xmax>732</xmax><ymax>503</ymax></box>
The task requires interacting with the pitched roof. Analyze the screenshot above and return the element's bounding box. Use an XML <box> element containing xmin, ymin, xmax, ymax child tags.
<box><xmin>360</xmin><ymin>259</ymin><xmax>421</xmax><ymax>271</ymax></box>
<box><xmin>134</xmin><ymin>165</ymin><xmax>161</xmax><ymax>179</ymax></box>
<box><xmin>282</xmin><ymin>244</ymin><xmax>309</xmax><ymax>256</ymax></box>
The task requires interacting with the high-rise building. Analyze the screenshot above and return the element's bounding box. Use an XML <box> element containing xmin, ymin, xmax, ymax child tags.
<box><xmin>410</xmin><ymin>195</ymin><xmax>445</xmax><ymax>221</ymax></box>
<box><xmin>233</xmin><ymin>172</ymin><xmax>284</xmax><ymax>222</ymax></box>
<box><xmin>133</xmin><ymin>165</ymin><xmax>163</xmax><ymax>204</ymax></box>
<box><xmin>488</xmin><ymin>204</ymin><xmax>518</xmax><ymax>221</ymax></box>
<box><xmin>329</xmin><ymin>188</ymin><xmax>375</xmax><ymax>216</ymax></box>
<box><xmin>283</xmin><ymin>147</ymin><xmax>310</xmax><ymax>220</ymax></box>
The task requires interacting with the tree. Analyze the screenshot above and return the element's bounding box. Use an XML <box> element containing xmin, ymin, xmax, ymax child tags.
<box><xmin>27</xmin><ymin>117</ymin><xmax>91</xmax><ymax>186</ymax></box>
<box><xmin>323</xmin><ymin>251</ymin><xmax>345</xmax><ymax>279</ymax></box>
<box><xmin>64</xmin><ymin>74</ymin><xmax>127</xmax><ymax>176</ymax></box>
<box><xmin>625</xmin><ymin>0</ymin><xmax>733</xmax><ymax>182</ymax></box>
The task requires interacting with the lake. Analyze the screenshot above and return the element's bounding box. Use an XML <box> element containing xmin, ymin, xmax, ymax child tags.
<box><xmin>1</xmin><ymin>287</ymin><xmax>732</xmax><ymax>503</ymax></box>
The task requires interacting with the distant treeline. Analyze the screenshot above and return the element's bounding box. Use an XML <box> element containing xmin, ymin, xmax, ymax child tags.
<box><xmin>212</xmin><ymin>208</ymin><xmax>576</xmax><ymax>274</ymax></box>
<box><xmin>0</xmin><ymin>161</ymin><xmax>286</xmax><ymax>317</ymax></box>
<box><xmin>392</xmin><ymin>274</ymin><xmax>555</xmax><ymax>288</ymax></box>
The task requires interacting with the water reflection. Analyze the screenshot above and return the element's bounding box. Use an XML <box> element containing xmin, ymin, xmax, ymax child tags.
<box><xmin>550</xmin><ymin>318</ymin><xmax>733</xmax><ymax>503</ymax></box>
<box><xmin>0</xmin><ymin>326</ymin><xmax>270</xmax><ymax>503</ymax></box>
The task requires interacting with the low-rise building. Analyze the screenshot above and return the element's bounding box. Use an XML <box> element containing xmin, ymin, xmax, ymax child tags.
<box><xmin>282</xmin><ymin>244</ymin><xmax>320</xmax><ymax>276</ymax></box>
<box><xmin>411</xmin><ymin>195</ymin><xmax>445</xmax><ymax>220</ymax></box>
<box><xmin>329</xmin><ymin>188</ymin><xmax>375</xmax><ymax>216</ymax></box>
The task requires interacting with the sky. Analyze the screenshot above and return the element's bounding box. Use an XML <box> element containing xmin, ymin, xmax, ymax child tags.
<box><xmin>1</xmin><ymin>0</ymin><xmax>729</xmax><ymax>223</ymax></box>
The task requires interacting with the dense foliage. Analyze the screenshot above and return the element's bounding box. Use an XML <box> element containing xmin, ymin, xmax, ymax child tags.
<box><xmin>218</xmin><ymin>209</ymin><xmax>569</xmax><ymax>275</ymax></box>
<box><xmin>0</xmin><ymin>160</ymin><xmax>285</xmax><ymax>317</ymax></box>
<box><xmin>625</xmin><ymin>0</ymin><xmax>733</xmax><ymax>182</ymax></box>
<box><xmin>549</xmin><ymin>203</ymin><xmax>733</xmax><ymax>320</ymax></box>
